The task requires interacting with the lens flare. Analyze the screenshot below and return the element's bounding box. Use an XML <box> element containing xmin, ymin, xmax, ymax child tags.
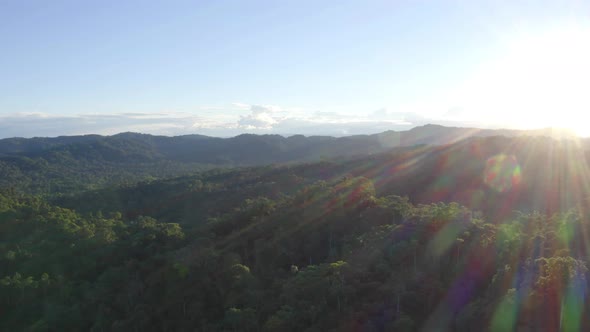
<box><xmin>561</xmin><ymin>285</ymin><xmax>584</xmax><ymax>332</ymax></box>
<box><xmin>484</xmin><ymin>154</ymin><xmax>522</xmax><ymax>192</ymax></box>
<box><xmin>490</xmin><ymin>289</ymin><xmax>519</xmax><ymax>332</ymax></box>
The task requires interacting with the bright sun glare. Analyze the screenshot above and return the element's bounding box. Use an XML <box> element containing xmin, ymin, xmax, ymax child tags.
<box><xmin>458</xmin><ymin>25</ymin><xmax>590</xmax><ymax>136</ymax></box>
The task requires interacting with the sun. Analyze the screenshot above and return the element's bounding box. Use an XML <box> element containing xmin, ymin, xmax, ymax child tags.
<box><xmin>455</xmin><ymin>24</ymin><xmax>590</xmax><ymax>136</ymax></box>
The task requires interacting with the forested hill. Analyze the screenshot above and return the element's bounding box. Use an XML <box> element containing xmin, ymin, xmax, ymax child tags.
<box><xmin>3</xmin><ymin>135</ymin><xmax>590</xmax><ymax>331</ymax></box>
<box><xmin>56</xmin><ymin>135</ymin><xmax>590</xmax><ymax>226</ymax></box>
<box><xmin>0</xmin><ymin>125</ymin><xmax>577</xmax><ymax>195</ymax></box>
<box><xmin>0</xmin><ymin>125</ymin><xmax>574</xmax><ymax>159</ymax></box>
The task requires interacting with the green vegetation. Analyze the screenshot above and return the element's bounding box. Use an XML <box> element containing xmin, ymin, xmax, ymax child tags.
<box><xmin>2</xmin><ymin>133</ymin><xmax>590</xmax><ymax>331</ymax></box>
<box><xmin>0</xmin><ymin>127</ymin><xmax>575</xmax><ymax>196</ymax></box>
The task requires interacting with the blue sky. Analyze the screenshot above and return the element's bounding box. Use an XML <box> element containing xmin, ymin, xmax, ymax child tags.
<box><xmin>1</xmin><ymin>0</ymin><xmax>590</xmax><ymax>138</ymax></box>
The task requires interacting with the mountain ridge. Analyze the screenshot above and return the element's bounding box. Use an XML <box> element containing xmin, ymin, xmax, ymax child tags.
<box><xmin>0</xmin><ymin>124</ymin><xmax>577</xmax><ymax>156</ymax></box>
<box><xmin>0</xmin><ymin>124</ymin><xmax>580</xmax><ymax>195</ymax></box>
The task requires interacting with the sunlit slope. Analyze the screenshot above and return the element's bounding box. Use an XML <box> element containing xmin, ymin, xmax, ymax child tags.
<box><xmin>369</xmin><ymin>136</ymin><xmax>590</xmax><ymax>219</ymax></box>
<box><xmin>56</xmin><ymin>136</ymin><xmax>590</xmax><ymax>225</ymax></box>
<box><xmin>8</xmin><ymin>135</ymin><xmax>590</xmax><ymax>331</ymax></box>
<box><xmin>1</xmin><ymin>126</ymin><xmax>576</xmax><ymax>195</ymax></box>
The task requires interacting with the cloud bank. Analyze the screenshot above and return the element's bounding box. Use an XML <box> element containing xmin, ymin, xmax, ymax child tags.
<box><xmin>0</xmin><ymin>104</ymin><xmax>504</xmax><ymax>139</ymax></box>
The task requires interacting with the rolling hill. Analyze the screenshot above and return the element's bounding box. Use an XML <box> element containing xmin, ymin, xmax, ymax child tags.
<box><xmin>0</xmin><ymin>125</ymin><xmax>577</xmax><ymax>195</ymax></box>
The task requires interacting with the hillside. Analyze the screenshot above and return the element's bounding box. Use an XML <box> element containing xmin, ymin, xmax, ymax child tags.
<box><xmin>5</xmin><ymin>2</ymin><xmax>588</xmax><ymax>331</ymax></box>
<box><xmin>0</xmin><ymin>125</ymin><xmax>577</xmax><ymax>195</ymax></box>
<box><xmin>3</xmin><ymin>134</ymin><xmax>590</xmax><ymax>331</ymax></box>
<box><xmin>0</xmin><ymin>125</ymin><xmax>575</xmax><ymax>158</ymax></box>
<box><xmin>55</xmin><ymin>135</ymin><xmax>590</xmax><ymax>224</ymax></box>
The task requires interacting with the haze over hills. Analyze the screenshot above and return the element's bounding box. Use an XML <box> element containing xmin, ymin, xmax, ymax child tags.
<box><xmin>0</xmin><ymin>124</ymin><xmax>578</xmax><ymax>195</ymax></box>
<box><xmin>4</xmin><ymin>124</ymin><xmax>590</xmax><ymax>331</ymax></box>
<box><xmin>55</xmin><ymin>134</ymin><xmax>590</xmax><ymax>225</ymax></box>
<box><xmin>0</xmin><ymin>124</ymin><xmax>577</xmax><ymax>159</ymax></box>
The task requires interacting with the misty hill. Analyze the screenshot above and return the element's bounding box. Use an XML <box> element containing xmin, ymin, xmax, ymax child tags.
<box><xmin>0</xmin><ymin>124</ymin><xmax>575</xmax><ymax>159</ymax></box>
<box><xmin>0</xmin><ymin>125</ymin><xmax>578</xmax><ymax>195</ymax></box>
<box><xmin>56</xmin><ymin>134</ymin><xmax>590</xmax><ymax>227</ymax></box>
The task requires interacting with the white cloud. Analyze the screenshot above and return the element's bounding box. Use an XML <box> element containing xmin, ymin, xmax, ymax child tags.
<box><xmin>0</xmin><ymin>112</ymin><xmax>228</xmax><ymax>138</ymax></box>
<box><xmin>234</xmin><ymin>104</ymin><xmax>286</xmax><ymax>130</ymax></box>
<box><xmin>238</xmin><ymin>112</ymin><xmax>278</xmax><ymax>129</ymax></box>
<box><xmin>0</xmin><ymin>103</ymin><xmax>511</xmax><ymax>139</ymax></box>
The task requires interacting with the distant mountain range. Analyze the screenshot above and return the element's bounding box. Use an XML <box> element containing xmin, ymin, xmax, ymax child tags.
<box><xmin>0</xmin><ymin>124</ymin><xmax>580</xmax><ymax>195</ymax></box>
<box><xmin>0</xmin><ymin>124</ymin><xmax>577</xmax><ymax>163</ymax></box>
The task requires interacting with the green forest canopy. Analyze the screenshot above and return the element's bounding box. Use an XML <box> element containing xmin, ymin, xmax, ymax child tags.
<box><xmin>2</xmin><ymin>134</ymin><xmax>590</xmax><ymax>331</ymax></box>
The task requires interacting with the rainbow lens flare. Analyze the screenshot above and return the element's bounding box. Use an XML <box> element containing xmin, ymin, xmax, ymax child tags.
<box><xmin>484</xmin><ymin>154</ymin><xmax>522</xmax><ymax>192</ymax></box>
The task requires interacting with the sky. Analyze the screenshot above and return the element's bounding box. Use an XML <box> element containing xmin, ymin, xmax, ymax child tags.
<box><xmin>1</xmin><ymin>0</ymin><xmax>590</xmax><ymax>138</ymax></box>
